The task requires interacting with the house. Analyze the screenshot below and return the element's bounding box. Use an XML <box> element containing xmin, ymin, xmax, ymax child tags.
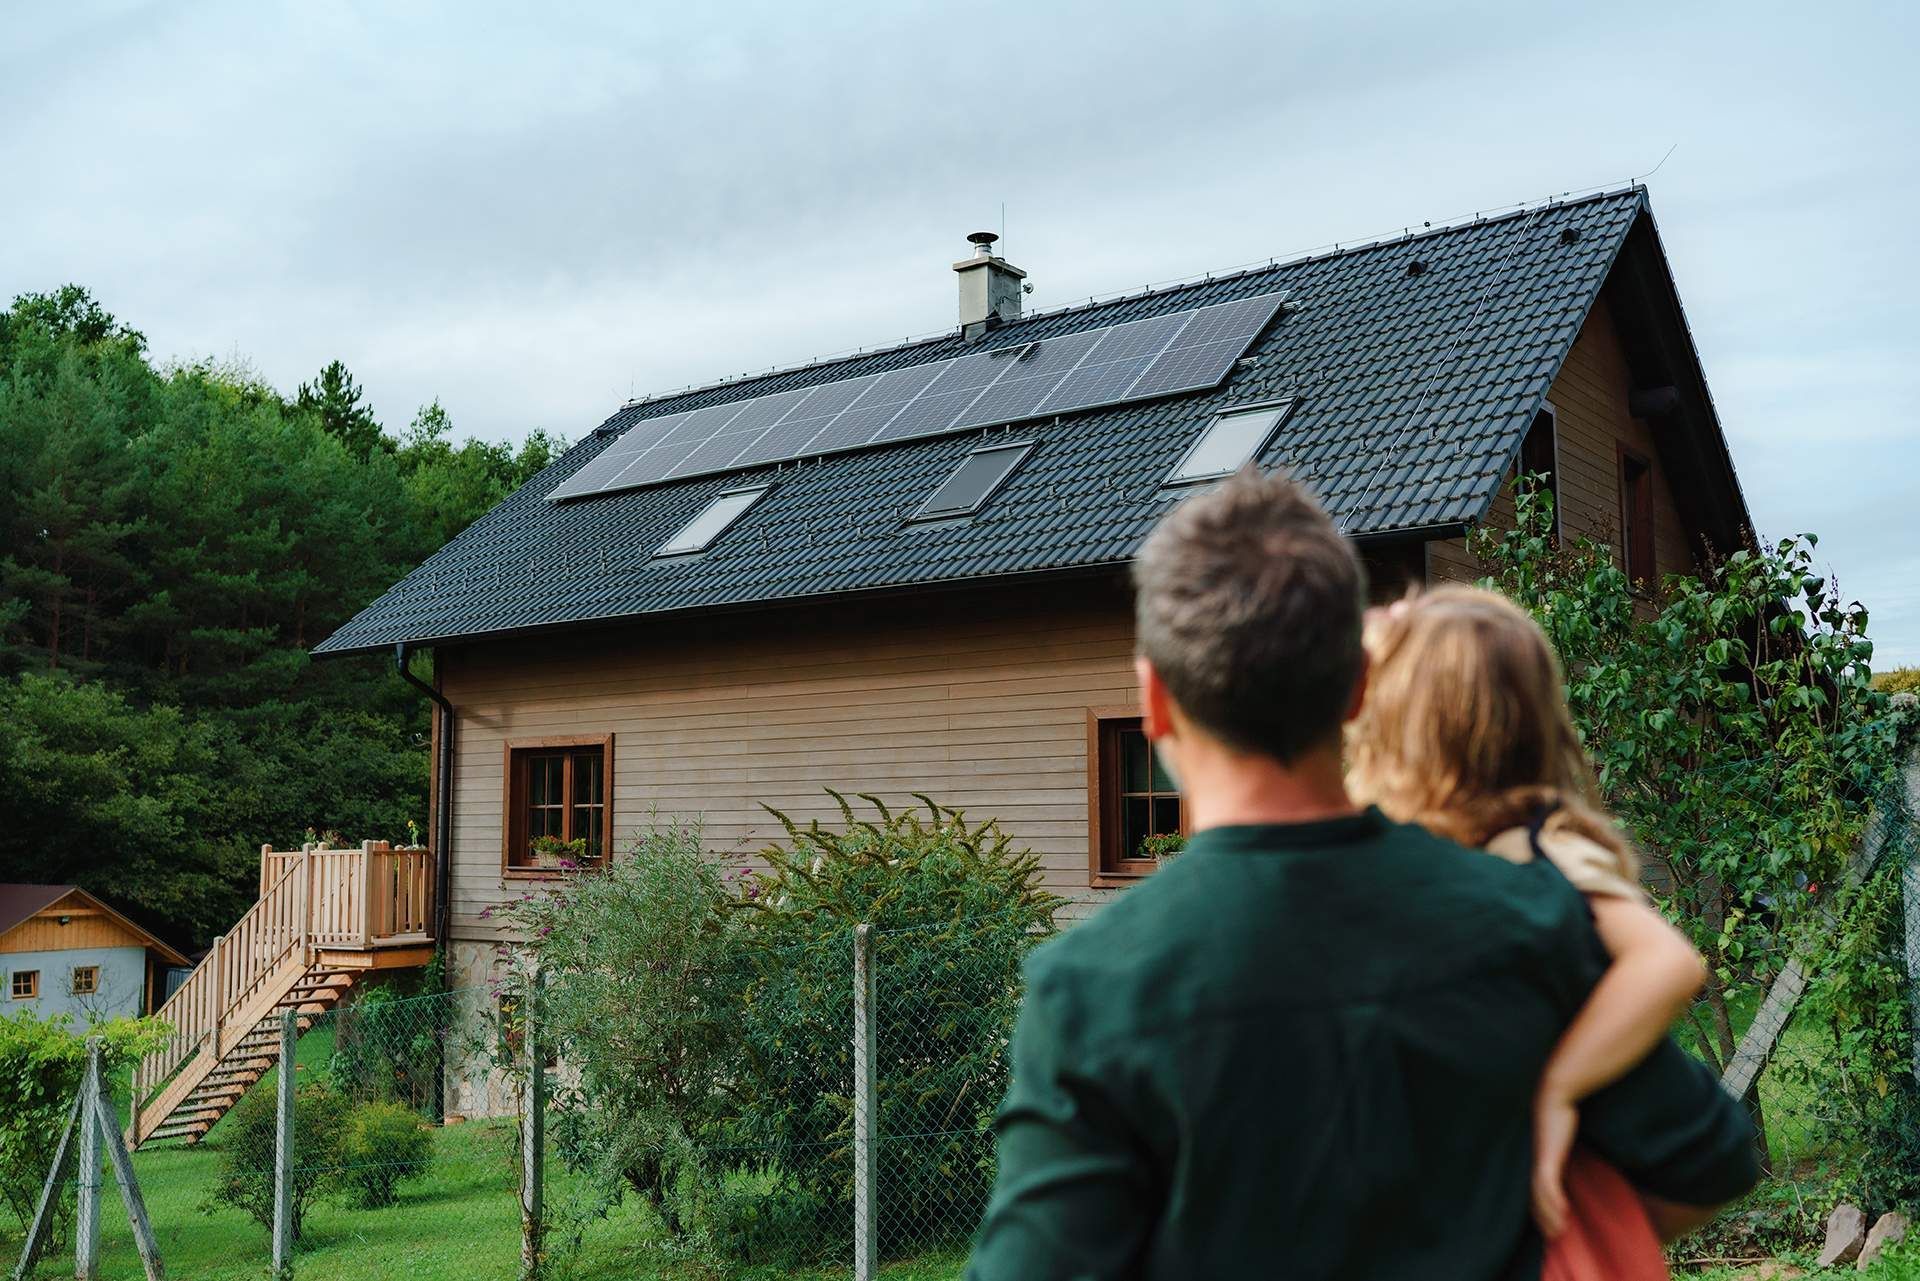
<box><xmin>0</xmin><ymin>884</ymin><xmax>189</xmax><ymax>1021</ymax></box>
<box><xmin>312</xmin><ymin>185</ymin><xmax>1752</xmax><ymax>1013</ymax></box>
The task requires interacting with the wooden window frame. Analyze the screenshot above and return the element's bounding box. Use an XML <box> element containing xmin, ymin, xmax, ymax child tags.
<box><xmin>1087</xmin><ymin>707</ymin><xmax>1188</xmax><ymax>887</ymax></box>
<box><xmin>70</xmin><ymin>965</ymin><xmax>99</xmax><ymax>996</ymax></box>
<box><xmin>1617</xmin><ymin>445</ymin><xmax>1656</xmax><ymax>587</ymax></box>
<box><xmin>501</xmin><ymin>733</ymin><xmax>615</xmax><ymax>879</ymax></box>
<box><xmin>1519</xmin><ymin>403</ymin><xmax>1561</xmax><ymax>540</ymax></box>
<box><xmin>10</xmin><ymin>970</ymin><xmax>38</xmax><ymax>1000</ymax></box>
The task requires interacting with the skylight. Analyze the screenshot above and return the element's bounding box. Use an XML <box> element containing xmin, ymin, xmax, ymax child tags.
<box><xmin>912</xmin><ymin>442</ymin><xmax>1034</xmax><ymax>522</ymax></box>
<box><xmin>1166</xmin><ymin>400</ymin><xmax>1295</xmax><ymax>485</ymax></box>
<box><xmin>655</xmin><ymin>486</ymin><xmax>770</xmax><ymax>556</ymax></box>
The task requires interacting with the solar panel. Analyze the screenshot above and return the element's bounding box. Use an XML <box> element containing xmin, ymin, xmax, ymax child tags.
<box><xmin>548</xmin><ymin>289</ymin><xmax>1285</xmax><ymax>502</ymax></box>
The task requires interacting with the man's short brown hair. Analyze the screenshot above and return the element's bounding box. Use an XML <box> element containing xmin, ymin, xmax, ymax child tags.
<box><xmin>1132</xmin><ymin>467</ymin><xmax>1367</xmax><ymax>762</ymax></box>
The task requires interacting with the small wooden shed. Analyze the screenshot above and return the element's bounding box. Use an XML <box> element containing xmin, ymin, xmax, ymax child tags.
<box><xmin>0</xmin><ymin>884</ymin><xmax>189</xmax><ymax>1020</ymax></box>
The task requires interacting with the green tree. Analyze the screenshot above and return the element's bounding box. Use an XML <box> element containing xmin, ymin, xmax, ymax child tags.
<box><xmin>0</xmin><ymin>286</ymin><xmax>553</xmax><ymax>947</ymax></box>
<box><xmin>295</xmin><ymin>359</ymin><xmax>388</xmax><ymax>461</ymax></box>
<box><xmin>1472</xmin><ymin>480</ymin><xmax>1904</xmax><ymax>1165</ymax></box>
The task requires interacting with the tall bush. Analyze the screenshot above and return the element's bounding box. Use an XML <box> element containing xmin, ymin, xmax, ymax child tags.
<box><xmin>0</xmin><ymin>1012</ymin><xmax>167</xmax><ymax>1242</ymax></box>
<box><xmin>1472</xmin><ymin>480</ymin><xmax>1908</xmax><ymax>1163</ymax></box>
<box><xmin>728</xmin><ymin>792</ymin><xmax>1062</xmax><ymax>1256</ymax></box>
<box><xmin>502</xmin><ymin>817</ymin><xmax>747</xmax><ymax>1234</ymax></box>
<box><xmin>505</xmin><ymin>795</ymin><xmax>1060</xmax><ymax>1266</ymax></box>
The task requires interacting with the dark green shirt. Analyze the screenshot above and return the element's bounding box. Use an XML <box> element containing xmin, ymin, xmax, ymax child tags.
<box><xmin>968</xmin><ymin>810</ymin><xmax>1756</xmax><ymax>1280</ymax></box>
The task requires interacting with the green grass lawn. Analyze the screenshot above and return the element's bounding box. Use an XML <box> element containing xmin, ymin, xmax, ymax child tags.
<box><xmin>4</xmin><ymin>1025</ymin><xmax>970</xmax><ymax>1280</ymax></box>
<box><xmin>1</xmin><ymin>980</ymin><xmax>1852</xmax><ymax>1279</ymax></box>
<box><xmin>6</xmin><ymin>1115</ymin><xmax>970</xmax><ymax>1280</ymax></box>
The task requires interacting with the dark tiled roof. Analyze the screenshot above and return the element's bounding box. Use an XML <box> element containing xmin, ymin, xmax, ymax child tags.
<box><xmin>0</xmin><ymin>884</ymin><xmax>76</xmax><ymax>936</ymax></box>
<box><xmin>315</xmin><ymin>188</ymin><xmax>1645</xmax><ymax>656</ymax></box>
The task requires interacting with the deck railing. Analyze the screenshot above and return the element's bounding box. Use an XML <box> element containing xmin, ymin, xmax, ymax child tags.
<box><xmin>135</xmin><ymin>840</ymin><xmax>434</xmax><ymax>1108</ymax></box>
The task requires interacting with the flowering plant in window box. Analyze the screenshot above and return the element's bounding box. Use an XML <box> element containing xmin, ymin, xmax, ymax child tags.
<box><xmin>529</xmin><ymin>835</ymin><xmax>589</xmax><ymax>871</ymax></box>
<box><xmin>1141</xmin><ymin>832</ymin><xmax>1187</xmax><ymax>863</ymax></box>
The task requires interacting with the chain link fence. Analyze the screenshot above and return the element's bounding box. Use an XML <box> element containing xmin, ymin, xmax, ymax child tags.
<box><xmin>9</xmin><ymin>768</ymin><xmax>1918</xmax><ymax>1279</ymax></box>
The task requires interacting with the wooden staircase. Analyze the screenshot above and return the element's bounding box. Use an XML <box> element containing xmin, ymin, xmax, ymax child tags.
<box><xmin>129</xmin><ymin>840</ymin><xmax>436</xmax><ymax>1149</ymax></box>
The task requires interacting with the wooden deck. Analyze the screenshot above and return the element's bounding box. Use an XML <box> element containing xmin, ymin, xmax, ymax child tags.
<box><xmin>129</xmin><ymin>840</ymin><xmax>436</xmax><ymax>1148</ymax></box>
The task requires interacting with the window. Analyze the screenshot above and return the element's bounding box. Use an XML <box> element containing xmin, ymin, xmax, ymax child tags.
<box><xmin>1088</xmin><ymin>710</ymin><xmax>1185</xmax><ymax>882</ymax></box>
<box><xmin>503</xmin><ymin>736</ymin><xmax>613</xmax><ymax>874</ymax></box>
<box><xmin>656</xmin><ymin>485</ymin><xmax>771</xmax><ymax>557</ymax></box>
<box><xmin>1619</xmin><ymin>448</ymin><xmax>1655</xmax><ymax>585</ymax></box>
<box><xmin>70</xmin><ymin>965</ymin><xmax>98</xmax><ymax>996</ymax></box>
<box><xmin>10</xmin><ymin>971</ymin><xmax>38</xmax><ymax>1000</ymax></box>
<box><xmin>1166</xmin><ymin>400</ymin><xmax>1295</xmax><ymax>485</ymax></box>
<box><xmin>1519</xmin><ymin>407</ymin><xmax>1559</xmax><ymax>537</ymax></box>
<box><xmin>912</xmin><ymin>441</ymin><xmax>1034</xmax><ymax>521</ymax></box>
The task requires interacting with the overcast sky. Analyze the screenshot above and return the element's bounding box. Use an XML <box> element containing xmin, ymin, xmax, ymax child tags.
<box><xmin>5</xmin><ymin>2</ymin><xmax>1916</xmax><ymax>664</ymax></box>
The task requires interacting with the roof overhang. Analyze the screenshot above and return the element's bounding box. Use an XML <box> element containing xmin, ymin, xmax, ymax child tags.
<box><xmin>0</xmin><ymin>887</ymin><xmax>191</xmax><ymax>967</ymax></box>
<box><xmin>1517</xmin><ymin>206</ymin><xmax>1753</xmax><ymax>555</ymax></box>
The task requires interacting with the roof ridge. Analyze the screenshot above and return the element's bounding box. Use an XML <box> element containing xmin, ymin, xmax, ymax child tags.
<box><xmin>611</xmin><ymin>184</ymin><xmax>1645</xmax><ymax>419</ymax></box>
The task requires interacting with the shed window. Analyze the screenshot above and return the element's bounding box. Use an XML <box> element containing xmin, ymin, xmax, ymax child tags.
<box><xmin>1519</xmin><ymin>408</ymin><xmax>1559</xmax><ymax>537</ymax></box>
<box><xmin>912</xmin><ymin>441</ymin><xmax>1033</xmax><ymax>521</ymax></box>
<box><xmin>656</xmin><ymin>486</ymin><xmax>770</xmax><ymax>556</ymax></box>
<box><xmin>1166</xmin><ymin>400</ymin><xmax>1295</xmax><ymax>485</ymax></box>
<box><xmin>1089</xmin><ymin>711</ymin><xmax>1185</xmax><ymax>881</ymax></box>
<box><xmin>504</xmin><ymin>736</ymin><xmax>613</xmax><ymax>873</ymax></box>
<box><xmin>1619</xmin><ymin>448</ymin><xmax>1655</xmax><ymax>584</ymax></box>
<box><xmin>70</xmin><ymin>965</ymin><xmax>98</xmax><ymax>996</ymax></box>
<box><xmin>10</xmin><ymin>970</ymin><xmax>38</xmax><ymax>1000</ymax></box>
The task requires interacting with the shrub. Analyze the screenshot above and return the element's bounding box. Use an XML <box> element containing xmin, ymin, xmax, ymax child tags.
<box><xmin>329</xmin><ymin>983</ymin><xmax>441</xmax><ymax>1110</ymax></box>
<box><xmin>504</xmin><ymin>815</ymin><xmax>747</xmax><ymax>1235</ymax></box>
<box><xmin>207</xmin><ymin>1080</ymin><xmax>344</xmax><ymax>1241</ymax></box>
<box><xmin>336</xmin><ymin>1100</ymin><xmax>432</xmax><ymax>1208</ymax></box>
<box><xmin>0</xmin><ymin>1012</ymin><xmax>167</xmax><ymax>1244</ymax></box>
<box><xmin>694</xmin><ymin>1165</ymin><xmax>829</xmax><ymax>1270</ymax></box>
<box><xmin>728</xmin><ymin>792</ymin><xmax>1061</xmax><ymax>1257</ymax></box>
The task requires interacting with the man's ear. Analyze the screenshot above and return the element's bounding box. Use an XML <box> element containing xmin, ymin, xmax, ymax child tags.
<box><xmin>1135</xmin><ymin>655</ymin><xmax>1175</xmax><ymax>741</ymax></box>
<box><xmin>1342</xmin><ymin>648</ymin><xmax>1370</xmax><ymax>725</ymax></box>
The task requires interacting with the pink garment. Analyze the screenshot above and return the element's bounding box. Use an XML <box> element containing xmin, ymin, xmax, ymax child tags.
<box><xmin>1539</xmin><ymin>1147</ymin><xmax>1670</xmax><ymax>1281</ymax></box>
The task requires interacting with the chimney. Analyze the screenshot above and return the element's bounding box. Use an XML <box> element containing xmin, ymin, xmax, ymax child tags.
<box><xmin>953</xmin><ymin>231</ymin><xmax>1026</xmax><ymax>338</ymax></box>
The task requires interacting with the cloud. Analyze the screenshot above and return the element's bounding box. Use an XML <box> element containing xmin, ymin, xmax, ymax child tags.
<box><xmin>3</xmin><ymin>0</ymin><xmax>1916</xmax><ymax>661</ymax></box>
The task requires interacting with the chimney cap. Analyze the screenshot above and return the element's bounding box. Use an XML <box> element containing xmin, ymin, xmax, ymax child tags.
<box><xmin>967</xmin><ymin>230</ymin><xmax>999</xmax><ymax>256</ymax></box>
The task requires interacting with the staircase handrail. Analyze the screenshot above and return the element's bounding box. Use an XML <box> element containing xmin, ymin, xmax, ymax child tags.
<box><xmin>133</xmin><ymin>853</ymin><xmax>308</xmax><ymax>1107</ymax></box>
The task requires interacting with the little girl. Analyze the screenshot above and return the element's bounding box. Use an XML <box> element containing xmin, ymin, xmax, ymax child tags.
<box><xmin>1347</xmin><ymin>585</ymin><xmax>1706</xmax><ymax>1280</ymax></box>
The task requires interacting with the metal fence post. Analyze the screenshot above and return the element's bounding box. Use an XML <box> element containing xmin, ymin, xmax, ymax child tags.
<box><xmin>520</xmin><ymin>967</ymin><xmax>546</xmax><ymax>1281</ymax></box>
<box><xmin>853</xmin><ymin>924</ymin><xmax>877</xmax><ymax>1281</ymax></box>
<box><xmin>76</xmin><ymin>1041</ymin><xmax>102</xmax><ymax>1281</ymax></box>
<box><xmin>273</xmin><ymin>1009</ymin><xmax>296</xmax><ymax>1279</ymax></box>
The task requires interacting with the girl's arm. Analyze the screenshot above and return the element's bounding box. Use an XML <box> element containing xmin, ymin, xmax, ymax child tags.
<box><xmin>1532</xmin><ymin>894</ymin><xmax>1706</xmax><ymax>1235</ymax></box>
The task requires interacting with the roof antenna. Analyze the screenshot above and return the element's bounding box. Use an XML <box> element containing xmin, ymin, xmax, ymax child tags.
<box><xmin>1636</xmin><ymin>142</ymin><xmax>1679</xmax><ymax>183</ymax></box>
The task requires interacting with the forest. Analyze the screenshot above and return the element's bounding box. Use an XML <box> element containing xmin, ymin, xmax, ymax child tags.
<box><xmin>0</xmin><ymin>286</ymin><xmax>564</xmax><ymax>950</ymax></box>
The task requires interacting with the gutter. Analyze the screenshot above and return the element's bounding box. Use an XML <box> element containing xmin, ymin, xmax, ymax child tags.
<box><xmin>395</xmin><ymin>643</ymin><xmax>455</xmax><ymax>957</ymax></box>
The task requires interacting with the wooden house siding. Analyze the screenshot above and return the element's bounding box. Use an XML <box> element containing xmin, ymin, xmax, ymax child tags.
<box><xmin>0</xmin><ymin>907</ymin><xmax>153</xmax><ymax>955</ymax></box>
<box><xmin>440</xmin><ymin>577</ymin><xmax>1138</xmax><ymax>938</ymax></box>
<box><xmin>1428</xmin><ymin>294</ymin><xmax>1694</xmax><ymax>585</ymax></box>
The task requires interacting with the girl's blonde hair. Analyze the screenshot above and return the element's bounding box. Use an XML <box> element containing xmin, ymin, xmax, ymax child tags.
<box><xmin>1347</xmin><ymin>585</ymin><xmax>1633</xmax><ymax>869</ymax></box>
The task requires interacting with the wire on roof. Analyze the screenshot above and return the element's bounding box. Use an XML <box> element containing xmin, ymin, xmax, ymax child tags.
<box><xmin>617</xmin><ymin>181</ymin><xmax>1646</xmax><ymax>416</ymax></box>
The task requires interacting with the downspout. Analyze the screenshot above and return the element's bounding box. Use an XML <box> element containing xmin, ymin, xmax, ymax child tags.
<box><xmin>397</xmin><ymin>642</ymin><xmax>455</xmax><ymax>1124</ymax></box>
<box><xmin>395</xmin><ymin>642</ymin><xmax>455</xmax><ymax>953</ymax></box>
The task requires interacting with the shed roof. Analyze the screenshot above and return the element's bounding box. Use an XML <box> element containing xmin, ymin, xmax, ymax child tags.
<box><xmin>315</xmin><ymin>187</ymin><xmax>1675</xmax><ymax>657</ymax></box>
<box><xmin>0</xmin><ymin>884</ymin><xmax>190</xmax><ymax>966</ymax></box>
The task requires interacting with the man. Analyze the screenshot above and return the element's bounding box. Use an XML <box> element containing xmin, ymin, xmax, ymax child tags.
<box><xmin>967</xmin><ymin>470</ymin><xmax>1756</xmax><ymax>1279</ymax></box>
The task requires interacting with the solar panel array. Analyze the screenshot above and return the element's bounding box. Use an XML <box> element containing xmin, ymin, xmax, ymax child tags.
<box><xmin>548</xmin><ymin>289</ymin><xmax>1287</xmax><ymax>502</ymax></box>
